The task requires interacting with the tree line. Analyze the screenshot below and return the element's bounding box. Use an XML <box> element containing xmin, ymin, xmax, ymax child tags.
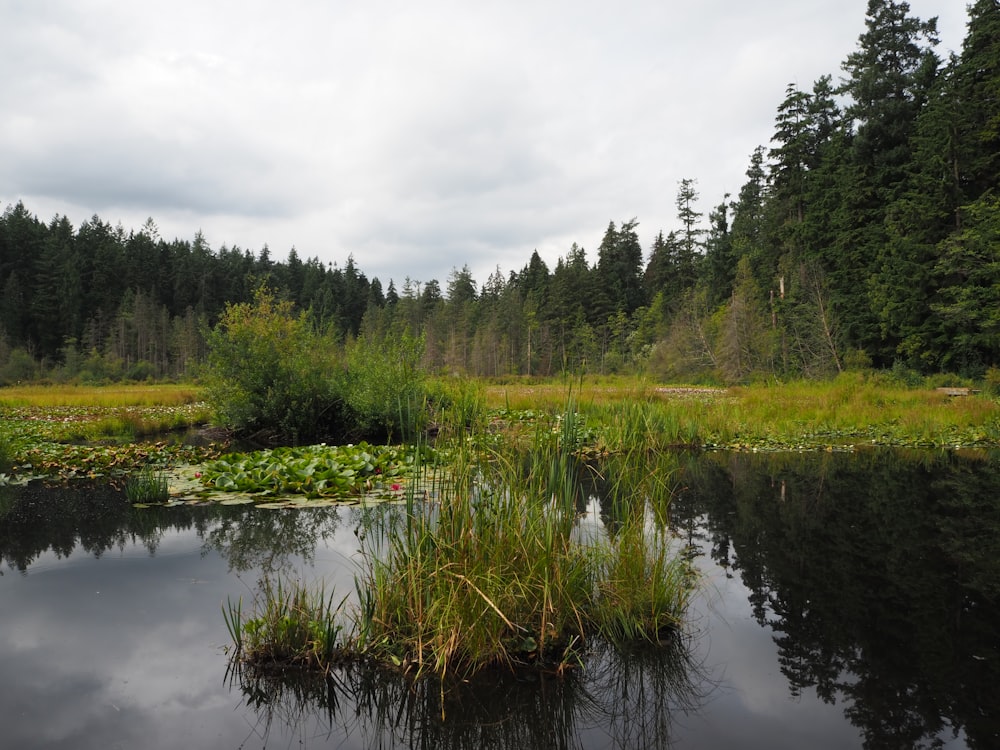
<box><xmin>1</xmin><ymin>0</ymin><xmax>997</xmax><ymax>385</ymax></box>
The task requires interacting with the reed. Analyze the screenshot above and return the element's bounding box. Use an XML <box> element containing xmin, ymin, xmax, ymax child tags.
<box><xmin>352</xmin><ymin>401</ymin><xmax>691</xmax><ymax>680</ymax></box>
<box><xmin>225</xmin><ymin>579</ymin><xmax>349</xmax><ymax>670</ymax></box>
<box><xmin>0</xmin><ymin>433</ymin><xmax>12</xmax><ymax>476</ymax></box>
<box><xmin>124</xmin><ymin>464</ymin><xmax>169</xmax><ymax>503</ymax></box>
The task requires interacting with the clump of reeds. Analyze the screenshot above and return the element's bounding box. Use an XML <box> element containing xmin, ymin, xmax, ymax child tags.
<box><xmin>124</xmin><ymin>464</ymin><xmax>169</xmax><ymax>503</ymax></box>
<box><xmin>223</xmin><ymin>398</ymin><xmax>695</xmax><ymax>683</ymax></box>
<box><xmin>352</xmin><ymin>403</ymin><xmax>693</xmax><ymax>680</ymax></box>
<box><xmin>224</xmin><ymin>579</ymin><xmax>349</xmax><ymax>670</ymax></box>
<box><xmin>0</xmin><ymin>433</ymin><xmax>12</xmax><ymax>475</ymax></box>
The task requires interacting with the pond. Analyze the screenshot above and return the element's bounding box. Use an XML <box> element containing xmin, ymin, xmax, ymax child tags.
<box><xmin>1</xmin><ymin>449</ymin><xmax>997</xmax><ymax>749</ymax></box>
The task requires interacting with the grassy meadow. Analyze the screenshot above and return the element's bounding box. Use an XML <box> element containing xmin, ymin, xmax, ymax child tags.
<box><xmin>3</xmin><ymin>374</ymin><xmax>1000</xmax><ymax>486</ymax></box>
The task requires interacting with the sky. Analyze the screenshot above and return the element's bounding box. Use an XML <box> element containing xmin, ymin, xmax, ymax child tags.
<box><xmin>1</xmin><ymin>0</ymin><xmax>968</xmax><ymax>291</ymax></box>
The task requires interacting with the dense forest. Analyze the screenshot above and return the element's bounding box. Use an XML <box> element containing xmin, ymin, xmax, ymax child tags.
<box><xmin>1</xmin><ymin>0</ymin><xmax>998</xmax><ymax>385</ymax></box>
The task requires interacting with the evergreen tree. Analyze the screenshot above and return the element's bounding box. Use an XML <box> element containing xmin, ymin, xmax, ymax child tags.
<box><xmin>951</xmin><ymin>0</ymin><xmax>1000</xmax><ymax>212</ymax></box>
<box><xmin>835</xmin><ymin>0</ymin><xmax>941</xmax><ymax>361</ymax></box>
<box><xmin>674</xmin><ymin>180</ymin><xmax>704</xmax><ymax>292</ymax></box>
<box><xmin>596</xmin><ymin>219</ymin><xmax>646</xmax><ymax>316</ymax></box>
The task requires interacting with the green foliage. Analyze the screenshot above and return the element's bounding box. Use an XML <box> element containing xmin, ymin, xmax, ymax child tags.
<box><xmin>353</xmin><ymin>410</ymin><xmax>692</xmax><ymax>680</ymax></box>
<box><xmin>124</xmin><ymin>464</ymin><xmax>169</xmax><ymax>504</ymax></box>
<box><xmin>338</xmin><ymin>330</ymin><xmax>428</xmax><ymax>441</ymax></box>
<box><xmin>200</xmin><ymin>442</ymin><xmax>427</xmax><ymax>500</ymax></box>
<box><xmin>984</xmin><ymin>366</ymin><xmax>1000</xmax><ymax>397</ymax></box>
<box><xmin>0</xmin><ymin>432</ymin><xmax>12</xmax><ymax>476</ymax></box>
<box><xmin>204</xmin><ymin>288</ymin><xmax>340</xmax><ymax>443</ymax></box>
<box><xmin>225</xmin><ymin>579</ymin><xmax>348</xmax><ymax>669</ymax></box>
<box><xmin>0</xmin><ymin>348</ymin><xmax>38</xmax><ymax>385</ymax></box>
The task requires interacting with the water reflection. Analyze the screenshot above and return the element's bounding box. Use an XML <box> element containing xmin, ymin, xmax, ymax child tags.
<box><xmin>2</xmin><ymin>449</ymin><xmax>998</xmax><ymax>749</ymax></box>
<box><xmin>670</xmin><ymin>448</ymin><xmax>1000</xmax><ymax>749</ymax></box>
<box><xmin>0</xmin><ymin>480</ymin><xmax>344</xmax><ymax>577</ymax></box>
<box><xmin>228</xmin><ymin>635</ymin><xmax>709</xmax><ymax>749</ymax></box>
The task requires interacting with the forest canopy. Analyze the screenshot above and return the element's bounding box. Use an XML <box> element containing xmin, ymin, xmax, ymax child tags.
<box><xmin>2</xmin><ymin>0</ymin><xmax>998</xmax><ymax>385</ymax></box>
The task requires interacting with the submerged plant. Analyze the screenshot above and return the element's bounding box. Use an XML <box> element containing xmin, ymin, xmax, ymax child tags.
<box><xmin>124</xmin><ymin>464</ymin><xmax>169</xmax><ymax>504</ymax></box>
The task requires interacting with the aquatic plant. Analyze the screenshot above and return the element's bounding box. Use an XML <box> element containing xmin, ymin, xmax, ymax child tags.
<box><xmin>199</xmin><ymin>442</ymin><xmax>433</xmax><ymax>500</ymax></box>
<box><xmin>354</xmin><ymin>404</ymin><xmax>690</xmax><ymax>680</ymax></box>
<box><xmin>225</xmin><ymin>578</ymin><xmax>349</xmax><ymax>669</ymax></box>
<box><xmin>124</xmin><ymin>464</ymin><xmax>169</xmax><ymax>504</ymax></box>
<box><xmin>0</xmin><ymin>432</ymin><xmax>12</xmax><ymax>476</ymax></box>
<box><xmin>223</xmin><ymin>401</ymin><xmax>695</xmax><ymax>683</ymax></box>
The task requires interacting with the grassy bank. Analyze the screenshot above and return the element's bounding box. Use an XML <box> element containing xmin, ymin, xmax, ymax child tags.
<box><xmin>484</xmin><ymin>373</ymin><xmax>1000</xmax><ymax>451</ymax></box>
<box><xmin>0</xmin><ymin>383</ymin><xmax>218</xmax><ymax>482</ymax></box>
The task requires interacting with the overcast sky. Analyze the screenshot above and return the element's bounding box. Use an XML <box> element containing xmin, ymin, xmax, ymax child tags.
<box><xmin>1</xmin><ymin>0</ymin><xmax>968</xmax><ymax>291</ymax></box>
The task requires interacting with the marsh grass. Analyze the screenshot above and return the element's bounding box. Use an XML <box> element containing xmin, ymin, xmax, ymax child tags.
<box><xmin>0</xmin><ymin>433</ymin><xmax>12</xmax><ymax>474</ymax></box>
<box><xmin>489</xmin><ymin>374</ymin><xmax>1000</xmax><ymax>451</ymax></box>
<box><xmin>0</xmin><ymin>383</ymin><xmax>202</xmax><ymax>408</ymax></box>
<box><xmin>124</xmin><ymin>464</ymin><xmax>169</xmax><ymax>503</ymax></box>
<box><xmin>225</xmin><ymin>579</ymin><xmax>349</xmax><ymax>670</ymax></box>
<box><xmin>351</xmin><ymin>402</ymin><xmax>691</xmax><ymax>681</ymax></box>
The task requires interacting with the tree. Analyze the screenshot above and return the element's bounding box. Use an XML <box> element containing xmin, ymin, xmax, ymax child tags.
<box><xmin>950</xmin><ymin>0</ymin><xmax>1000</xmax><ymax>213</ymax></box>
<box><xmin>834</xmin><ymin>0</ymin><xmax>941</xmax><ymax>360</ymax></box>
<box><xmin>674</xmin><ymin>180</ymin><xmax>704</xmax><ymax>292</ymax></box>
<box><xmin>929</xmin><ymin>195</ymin><xmax>1000</xmax><ymax>374</ymax></box>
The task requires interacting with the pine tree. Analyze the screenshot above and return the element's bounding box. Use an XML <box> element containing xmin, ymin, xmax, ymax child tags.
<box><xmin>834</xmin><ymin>0</ymin><xmax>941</xmax><ymax>361</ymax></box>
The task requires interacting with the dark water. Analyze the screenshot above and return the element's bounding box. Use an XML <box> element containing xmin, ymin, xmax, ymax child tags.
<box><xmin>1</xmin><ymin>449</ymin><xmax>997</xmax><ymax>749</ymax></box>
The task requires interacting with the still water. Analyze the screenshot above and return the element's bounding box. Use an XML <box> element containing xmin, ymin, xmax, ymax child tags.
<box><xmin>1</xmin><ymin>449</ymin><xmax>997</xmax><ymax>749</ymax></box>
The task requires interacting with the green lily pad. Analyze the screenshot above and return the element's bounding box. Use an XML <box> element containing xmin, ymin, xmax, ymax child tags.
<box><xmin>219</xmin><ymin>497</ymin><xmax>255</xmax><ymax>506</ymax></box>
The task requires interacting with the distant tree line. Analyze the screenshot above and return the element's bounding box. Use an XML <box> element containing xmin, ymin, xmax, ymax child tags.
<box><xmin>1</xmin><ymin>0</ymin><xmax>998</xmax><ymax>385</ymax></box>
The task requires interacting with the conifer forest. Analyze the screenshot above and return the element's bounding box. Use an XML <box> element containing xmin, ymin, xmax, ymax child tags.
<box><xmin>1</xmin><ymin>0</ymin><xmax>998</xmax><ymax>384</ymax></box>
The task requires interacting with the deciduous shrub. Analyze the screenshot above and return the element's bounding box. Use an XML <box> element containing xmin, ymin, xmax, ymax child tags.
<box><xmin>337</xmin><ymin>331</ymin><xmax>428</xmax><ymax>441</ymax></box>
<box><xmin>205</xmin><ymin>290</ymin><xmax>435</xmax><ymax>444</ymax></box>
<box><xmin>205</xmin><ymin>288</ymin><xmax>341</xmax><ymax>443</ymax></box>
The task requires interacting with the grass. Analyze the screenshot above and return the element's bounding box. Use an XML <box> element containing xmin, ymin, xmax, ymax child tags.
<box><xmin>0</xmin><ymin>383</ymin><xmax>202</xmax><ymax>408</ymax></box>
<box><xmin>124</xmin><ymin>464</ymin><xmax>170</xmax><ymax>503</ymax></box>
<box><xmin>227</xmin><ymin>403</ymin><xmax>695</xmax><ymax>683</ymax></box>
<box><xmin>480</xmin><ymin>373</ymin><xmax>1000</xmax><ymax>451</ymax></box>
<box><xmin>225</xmin><ymin>579</ymin><xmax>349</xmax><ymax>670</ymax></box>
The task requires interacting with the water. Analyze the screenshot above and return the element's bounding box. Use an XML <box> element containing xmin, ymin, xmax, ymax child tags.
<box><xmin>1</xmin><ymin>449</ymin><xmax>997</xmax><ymax>749</ymax></box>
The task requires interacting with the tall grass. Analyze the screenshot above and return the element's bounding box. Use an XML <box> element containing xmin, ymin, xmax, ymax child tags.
<box><xmin>0</xmin><ymin>383</ymin><xmax>203</xmax><ymax>408</ymax></box>
<box><xmin>124</xmin><ymin>464</ymin><xmax>169</xmax><ymax>503</ymax></box>
<box><xmin>492</xmin><ymin>374</ymin><xmax>1000</xmax><ymax>451</ymax></box>
<box><xmin>225</xmin><ymin>399</ymin><xmax>694</xmax><ymax>683</ymax></box>
<box><xmin>0</xmin><ymin>432</ymin><xmax>12</xmax><ymax>476</ymax></box>
<box><xmin>352</xmin><ymin>401</ymin><xmax>692</xmax><ymax>680</ymax></box>
<box><xmin>225</xmin><ymin>579</ymin><xmax>349</xmax><ymax>670</ymax></box>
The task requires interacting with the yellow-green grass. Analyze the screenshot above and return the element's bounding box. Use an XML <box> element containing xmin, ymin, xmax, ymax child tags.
<box><xmin>0</xmin><ymin>383</ymin><xmax>203</xmax><ymax>408</ymax></box>
<box><xmin>484</xmin><ymin>374</ymin><xmax>1000</xmax><ymax>451</ymax></box>
<box><xmin>0</xmin><ymin>384</ymin><xmax>218</xmax><ymax>481</ymax></box>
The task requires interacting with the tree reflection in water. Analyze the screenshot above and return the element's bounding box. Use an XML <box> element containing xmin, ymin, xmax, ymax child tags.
<box><xmin>670</xmin><ymin>448</ymin><xmax>1000</xmax><ymax>750</ymax></box>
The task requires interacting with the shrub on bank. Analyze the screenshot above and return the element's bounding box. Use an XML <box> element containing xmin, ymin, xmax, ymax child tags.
<box><xmin>204</xmin><ymin>289</ymin><xmax>435</xmax><ymax>444</ymax></box>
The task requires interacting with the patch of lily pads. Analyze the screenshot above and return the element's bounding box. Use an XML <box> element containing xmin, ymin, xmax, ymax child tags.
<box><xmin>159</xmin><ymin>442</ymin><xmax>442</xmax><ymax>508</ymax></box>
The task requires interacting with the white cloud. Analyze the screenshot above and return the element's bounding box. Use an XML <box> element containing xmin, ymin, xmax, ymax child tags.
<box><xmin>0</xmin><ymin>0</ymin><xmax>969</xmax><ymax>288</ymax></box>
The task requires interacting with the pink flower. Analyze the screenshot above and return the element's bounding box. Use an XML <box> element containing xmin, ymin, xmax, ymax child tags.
<box><xmin>391</xmin><ymin>483</ymin><xmax>402</xmax><ymax>491</ymax></box>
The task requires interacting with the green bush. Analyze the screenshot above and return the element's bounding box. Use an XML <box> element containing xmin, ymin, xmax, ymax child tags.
<box><xmin>0</xmin><ymin>347</ymin><xmax>38</xmax><ymax>385</ymax></box>
<box><xmin>338</xmin><ymin>331</ymin><xmax>428</xmax><ymax>441</ymax></box>
<box><xmin>204</xmin><ymin>288</ymin><xmax>341</xmax><ymax>443</ymax></box>
<box><xmin>984</xmin><ymin>366</ymin><xmax>1000</xmax><ymax>396</ymax></box>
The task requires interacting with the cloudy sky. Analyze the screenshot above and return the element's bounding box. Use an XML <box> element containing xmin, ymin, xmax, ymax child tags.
<box><xmin>1</xmin><ymin>0</ymin><xmax>967</xmax><ymax>290</ymax></box>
